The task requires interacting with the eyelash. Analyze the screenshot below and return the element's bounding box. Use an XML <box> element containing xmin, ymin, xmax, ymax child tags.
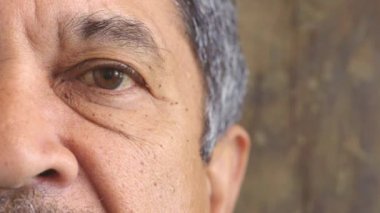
<box><xmin>66</xmin><ymin>59</ymin><xmax>147</xmax><ymax>90</ymax></box>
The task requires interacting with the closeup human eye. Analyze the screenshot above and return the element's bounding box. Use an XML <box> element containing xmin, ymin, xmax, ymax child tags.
<box><xmin>80</xmin><ymin>66</ymin><xmax>133</xmax><ymax>90</ymax></box>
<box><xmin>54</xmin><ymin>58</ymin><xmax>150</xmax><ymax>109</ymax></box>
<box><xmin>75</xmin><ymin>59</ymin><xmax>145</xmax><ymax>91</ymax></box>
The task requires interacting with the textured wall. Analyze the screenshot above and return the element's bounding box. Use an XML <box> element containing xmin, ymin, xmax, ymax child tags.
<box><xmin>236</xmin><ymin>0</ymin><xmax>380</xmax><ymax>212</ymax></box>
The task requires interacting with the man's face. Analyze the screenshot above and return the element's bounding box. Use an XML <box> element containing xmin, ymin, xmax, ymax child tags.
<box><xmin>0</xmin><ymin>0</ymin><xmax>250</xmax><ymax>212</ymax></box>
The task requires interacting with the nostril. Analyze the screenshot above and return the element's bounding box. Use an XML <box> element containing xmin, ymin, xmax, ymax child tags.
<box><xmin>38</xmin><ymin>169</ymin><xmax>58</xmax><ymax>178</ymax></box>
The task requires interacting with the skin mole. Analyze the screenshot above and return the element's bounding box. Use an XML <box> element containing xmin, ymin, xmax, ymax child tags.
<box><xmin>169</xmin><ymin>101</ymin><xmax>179</xmax><ymax>106</ymax></box>
<box><xmin>63</xmin><ymin>93</ymin><xmax>69</xmax><ymax>100</ymax></box>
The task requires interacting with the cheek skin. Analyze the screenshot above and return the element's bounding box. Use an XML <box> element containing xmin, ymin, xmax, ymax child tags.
<box><xmin>59</xmin><ymin>103</ymin><xmax>208</xmax><ymax>212</ymax></box>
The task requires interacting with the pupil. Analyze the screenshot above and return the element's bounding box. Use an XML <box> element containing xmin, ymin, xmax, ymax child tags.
<box><xmin>103</xmin><ymin>70</ymin><xmax>120</xmax><ymax>80</ymax></box>
<box><xmin>94</xmin><ymin>69</ymin><xmax>124</xmax><ymax>90</ymax></box>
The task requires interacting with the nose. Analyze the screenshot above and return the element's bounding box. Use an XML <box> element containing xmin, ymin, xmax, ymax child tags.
<box><xmin>0</xmin><ymin>67</ymin><xmax>79</xmax><ymax>189</ymax></box>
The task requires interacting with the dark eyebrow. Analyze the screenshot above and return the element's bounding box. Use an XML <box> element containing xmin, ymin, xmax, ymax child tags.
<box><xmin>69</xmin><ymin>13</ymin><xmax>161</xmax><ymax>62</ymax></box>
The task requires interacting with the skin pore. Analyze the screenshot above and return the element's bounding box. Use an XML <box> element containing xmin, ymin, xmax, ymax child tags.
<box><xmin>0</xmin><ymin>0</ymin><xmax>250</xmax><ymax>212</ymax></box>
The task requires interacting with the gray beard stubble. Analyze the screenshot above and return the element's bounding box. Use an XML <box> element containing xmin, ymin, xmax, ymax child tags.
<box><xmin>0</xmin><ymin>188</ymin><xmax>74</xmax><ymax>213</ymax></box>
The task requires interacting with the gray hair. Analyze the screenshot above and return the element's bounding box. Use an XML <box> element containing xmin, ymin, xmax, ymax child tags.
<box><xmin>176</xmin><ymin>0</ymin><xmax>248</xmax><ymax>162</ymax></box>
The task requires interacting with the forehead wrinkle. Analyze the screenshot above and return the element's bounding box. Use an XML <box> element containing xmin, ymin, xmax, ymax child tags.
<box><xmin>60</xmin><ymin>11</ymin><xmax>163</xmax><ymax>64</ymax></box>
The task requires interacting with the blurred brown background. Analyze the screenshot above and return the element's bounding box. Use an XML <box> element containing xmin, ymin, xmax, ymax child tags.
<box><xmin>236</xmin><ymin>0</ymin><xmax>380</xmax><ymax>212</ymax></box>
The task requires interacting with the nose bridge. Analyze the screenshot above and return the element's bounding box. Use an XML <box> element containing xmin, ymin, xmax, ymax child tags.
<box><xmin>0</xmin><ymin>84</ymin><xmax>48</xmax><ymax>151</ymax></box>
<box><xmin>0</xmin><ymin>67</ymin><xmax>56</xmax><ymax>160</ymax></box>
<box><xmin>0</xmin><ymin>61</ymin><xmax>79</xmax><ymax>189</ymax></box>
<box><xmin>0</xmin><ymin>61</ymin><xmax>49</xmax><ymax>129</ymax></box>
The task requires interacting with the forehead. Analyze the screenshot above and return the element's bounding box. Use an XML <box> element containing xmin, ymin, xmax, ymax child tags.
<box><xmin>1</xmin><ymin>0</ymin><xmax>180</xmax><ymax>17</ymax></box>
<box><xmin>0</xmin><ymin>0</ymin><xmax>184</xmax><ymax>44</ymax></box>
<box><xmin>0</xmin><ymin>0</ymin><xmax>192</xmax><ymax>73</ymax></box>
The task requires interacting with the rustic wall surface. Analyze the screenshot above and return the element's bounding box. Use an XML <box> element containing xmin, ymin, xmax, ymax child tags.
<box><xmin>236</xmin><ymin>0</ymin><xmax>380</xmax><ymax>212</ymax></box>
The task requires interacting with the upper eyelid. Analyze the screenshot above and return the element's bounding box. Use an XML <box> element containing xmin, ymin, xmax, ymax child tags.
<box><xmin>60</xmin><ymin>58</ymin><xmax>146</xmax><ymax>85</ymax></box>
<box><xmin>65</xmin><ymin>58</ymin><xmax>130</xmax><ymax>75</ymax></box>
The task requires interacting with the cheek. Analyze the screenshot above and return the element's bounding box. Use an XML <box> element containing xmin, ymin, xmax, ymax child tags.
<box><xmin>62</xmin><ymin>106</ymin><xmax>208</xmax><ymax>211</ymax></box>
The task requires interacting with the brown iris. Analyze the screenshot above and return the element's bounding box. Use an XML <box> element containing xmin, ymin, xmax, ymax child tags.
<box><xmin>93</xmin><ymin>68</ymin><xmax>124</xmax><ymax>90</ymax></box>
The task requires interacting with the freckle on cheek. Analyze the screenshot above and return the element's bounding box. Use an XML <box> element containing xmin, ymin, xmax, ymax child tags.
<box><xmin>169</xmin><ymin>102</ymin><xmax>179</xmax><ymax>106</ymax></box>
<box><xmin>170</xmin><ymin>186</ymin><xmax>176</xmax><ymax>193</ymax></box>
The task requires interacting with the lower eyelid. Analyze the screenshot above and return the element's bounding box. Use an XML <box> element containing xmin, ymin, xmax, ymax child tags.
<box><xmin>62</xmin><ymin>80</ymin><xmax>145</xmax><ymax>109</ymax></box>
